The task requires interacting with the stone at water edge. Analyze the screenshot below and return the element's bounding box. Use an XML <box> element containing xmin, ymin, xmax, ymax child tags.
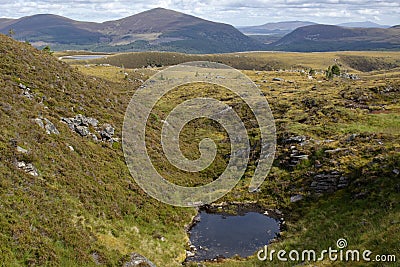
<box><xmin>123</xmin><ymin>253</ymin><xmax>157</xmax><ymax>267</ymax></box>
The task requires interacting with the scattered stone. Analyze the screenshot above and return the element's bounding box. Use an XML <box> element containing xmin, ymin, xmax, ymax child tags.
<box><xmin>18</xmin><ymin>83</ymin><xmax>27</xmax><ymax>90</ymax></box>
<box><xmin>91</xmin><ymin>133</ymin><xmax>99</xmax><ymax>142</ymax></box>
<box><xmin>346</xmin><ymin>134</ymin><xmax>358</xmax><ymax>142</ymax></box>
<box><xmin>91</xmin><ymin>252</ymin><xmax>102</xmax><ymax>265</ymax></box>
<box><xmin>123</xmin><ymin>253</ymin><xmax>157</xmax><ymax>267</ymax></box>
<box><xmin>18</xmin><ymin>83</ymin><xmax>34</xmax><ymax>99</ymax></box>
<box><xmin>325</xmin><ymin>148</ymin><xmax>347</xmax><ymax>154</ymax></box>
<box><xmin>292</xmin><ymin>155</ymin><xmax>309</xmax><ymax>160</ymax></box>
<box><xmin>186</xmin><ymin>250</ymin><xmax>195</xmax><ymax>258</ymax></box>
<box><xmin>283</xmin><ymin>136</ymin><xmax>306</xmax><ymax>144</ymax></box>
<box><xmin>341</xmin><ymin>73</ymin><xmax>359</xmax><ymax>80</ymax></box>
<box><xmin>393</xmin><ymin>169</ymin><xmax>399</xmax><ymax>175</ymax></box>
<box><xmin>354</xmin><ymin>191</ymin><xmax>368</xmax><ymax>199</ymax></box>
<box><xmin>15</xmin><ymin>161</ymin><xmax>38</xmax><ymax>176</ymax></box>
<box><xmin>17</xmin><ymin>146</ymin><xmax>28</xmax><ymax>154</ymax></box>
<box><xmin>274</xmin><ymin>209</ymin><xmax>283</xmax><ymax>216</ymax></box>
<box><xmin>290</xmin><ymin>195</ymin><xmax>303</xmax><ymax>203</ymax></box>
<box><xmin>67</xmin><ymin>145</ymin><xmax>74</xmax><ymax>151</ymax></box>
<box><xmin>99</xmin><ymin>124</ymin><xmax>115</xmax><ymax>140</ymax></box>
<box><xmin>75</xmin><ymin>126</ymin><xmax>90</xmax><ymax>137</ymax></box>
<box><xmin>34</xmin><ymin>118</ymin><xmax>45</xmax><ymax>129</ymax></box>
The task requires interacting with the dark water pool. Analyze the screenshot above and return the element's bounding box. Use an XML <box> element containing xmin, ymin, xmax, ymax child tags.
<box><xmin>187</xmin><ymin>209</ymin><xmax>280</xmax><ymax>261</ymax></box>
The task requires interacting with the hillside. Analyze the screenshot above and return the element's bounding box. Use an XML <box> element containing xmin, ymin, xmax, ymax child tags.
<box><xmin>0</xmin><ymin>14</ymin><xmax>105</xmax><ymax>45</ymax></box>
<box><xmin>0</xmin><ymin>33</ymin><xmax>197</xmax><ymax>266</ymax></box>
<box><xmin>0</xmin><ymin>8</ymin><xmax>265</xmax><ymax>53</ymax></box>
<box><xmin>268</xmin><ymin>24</ymin><xmax>400</xmax><ymax>52</ymax></box>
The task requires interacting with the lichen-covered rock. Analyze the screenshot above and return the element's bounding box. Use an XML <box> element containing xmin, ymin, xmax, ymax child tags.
<box><xmin>44</xmin><ymin>118</ymin><xmax>60</xmax><ymax>135</ymax></box>
<box><xmin>99</xmin><ymin>124</ymin><xmax>115</xmax><ymax>140</ymax></box>
<box><xmin>34</xmin><ymin>118</ymin><xmax>59</xmax><ymax>135</ymax></box>
<box><xmin>15</xmin><ymin>161</ymin><xmax>38</xmax><ymax>176</ymax></box>
<box><xmin>75</xmin><ymin>126</ymin><xmax>90</xmax><ymax>137</ymax></box>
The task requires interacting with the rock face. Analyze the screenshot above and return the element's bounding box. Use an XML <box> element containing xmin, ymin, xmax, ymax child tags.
<box><xmin>15</xmin><ymin>161</ymin><xmax>39</xmax><ymax>176</ymax></box>
<box><xmin>123</xmin><ymin>253</ymin><xmax>157</xmax><ymax>267</ymax></box>
<box><xmin>61</xmin><ymin>114</ymin><xmax>114</xmax><ymax>142</ymax></box>
<box><xmin>311</xmin><ymin>172</ymin><xmax>349</xmax><ymax>194</ymax></box>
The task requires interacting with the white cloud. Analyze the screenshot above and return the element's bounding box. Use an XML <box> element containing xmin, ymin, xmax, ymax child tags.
<box><xmin>0</xmin><ymin>0</ymin><xmax>398</xmax><ymax>26</ymax></box>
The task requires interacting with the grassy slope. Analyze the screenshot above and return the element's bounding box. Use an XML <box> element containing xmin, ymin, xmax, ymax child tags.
<box><xmin>0</xmin><ymin>34</ymin><xmax>197</xmax><ymax>266</ymax></box>
<box><xmin>1</xmin><ymin>35</ymin><xmax>399</xmax><ymax>267</ymax></box>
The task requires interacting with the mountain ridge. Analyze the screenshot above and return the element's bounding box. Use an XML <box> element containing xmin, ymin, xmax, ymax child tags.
<box><xmin>267</xmin><ymin>24</ymin><xmax>400</xmax><ymax>51</ymax></box>
<box><xmin>0</xmin><ymin>8</ymin><xmax>265</xmax><ymax>53</ymax></box>
<box><xmin>1</xmin><ymin>9</ymin><xmax>399</xmax><ymax>52</ymax></box>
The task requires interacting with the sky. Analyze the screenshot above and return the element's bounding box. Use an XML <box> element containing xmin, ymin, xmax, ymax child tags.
<box><xmin>0</xmin><ymin>0</ymin><xmax>399</xmax><ymax>26</ymax></box>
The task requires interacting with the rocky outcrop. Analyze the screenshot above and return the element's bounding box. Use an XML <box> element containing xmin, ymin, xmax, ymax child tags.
<box><xmin>61</xmin><ymin>114</ymin><xmax>116</xmax><ymax>142</ymax></box>
<box><xmin>123</xmin><ymin>253</ymin><xmax>157</xmax><ymax>267</ymax></box>
<box><xmin>311</xmin><ymin>171</ymin><xmax>349</xmax><ymax>194</ymax></box>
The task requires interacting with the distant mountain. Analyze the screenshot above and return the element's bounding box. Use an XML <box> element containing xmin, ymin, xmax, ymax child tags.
<box><xmin>268</xmin><ymin>24</ymin><xmax>400</xmax><ymax>52</ymax></box>
<box><xmin>238</xmin><ymin>21</ymin><xmax>316</xmax><ymax>35</ymax></box>
<box><xmin>0</xmin><ymin>8</ymin><xmax>265</xmax><ymax>53</ymax></box>
<box><xmin>0</xmin><ymin>14</ymin><xmax>105</xmax><ymax>45</ymax></box>
<box><xmin>1</xmin><ymin>10</ymin><xmax>398</xmax><ymax>53</ymax></box>
<box><xmin>338</xmin><ymin>21</ymin><xmax>391</xmax><ymax>28</ymax></box>
<box><xmin>0</xmin><ymin>18</ymin><xmax>14</xmax><ymax>29</ymax></box>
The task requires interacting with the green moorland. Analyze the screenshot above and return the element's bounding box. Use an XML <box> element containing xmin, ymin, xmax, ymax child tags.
<box><xmin>1</xmin><ymin>34</ymin><xmax>399</xmax><ymax>266</ymax></box>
